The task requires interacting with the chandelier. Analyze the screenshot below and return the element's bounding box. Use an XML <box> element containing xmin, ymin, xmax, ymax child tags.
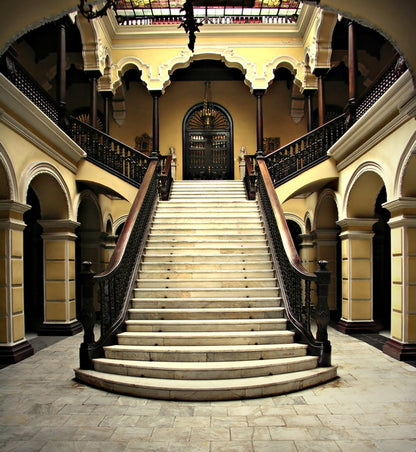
<box><xmin>201</xmin><ymin>81</ymin><xmax>215</xmax><ymax>128</ymax></box>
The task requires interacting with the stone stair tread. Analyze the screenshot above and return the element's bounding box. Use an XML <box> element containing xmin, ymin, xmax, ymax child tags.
<box><xmin>128</xmin><ymin>307</ymin><xmax>284</xmax><ymax>313</ymax></box>
<box><xmin>92</xmin><ymin>356</ymin><xmax>317</xmax><ymax>372</ymax></box>
<box><xmin>118</xmin><ymin>331</ymin><xmax>293</xmax><ymax>339</ymax></box>
<box><xmin>75</xmin><ymin>366</ymin><xmax>337</xmax><ymax>401</ymax></box>
<box><xmin>131</xmin><ymin>296</ymin><xmax>281</xmax><ymax>302</ymax></box>
<box><xmin>104</xmin><ymin>343</ymin><xmax>305</xmax><ymax>353</ymax></box>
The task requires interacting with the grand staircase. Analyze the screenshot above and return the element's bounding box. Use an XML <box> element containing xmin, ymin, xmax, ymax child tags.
<box><xmin>75</xmin><ymin>180</ymin><xmax>336</xmax><ymax>400</ymax></box>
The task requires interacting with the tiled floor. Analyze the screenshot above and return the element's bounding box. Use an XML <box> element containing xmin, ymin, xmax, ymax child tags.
<box><xmin>0</xmin><ymin>327</ymin><xmax>415</xmax><ymax>451</ymax></box>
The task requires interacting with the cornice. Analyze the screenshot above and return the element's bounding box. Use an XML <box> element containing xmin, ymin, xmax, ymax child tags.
<box><xmin>0</xmin><ymin>74</ymin><xmax>86</xmax><ymax>173</ymax></box>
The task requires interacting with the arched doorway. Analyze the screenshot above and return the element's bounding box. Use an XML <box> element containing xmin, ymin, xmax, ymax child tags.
<box><xmin>183</xmin><ymin>102</ymin><xmax>233</xmax><ymax>180</ymax></box>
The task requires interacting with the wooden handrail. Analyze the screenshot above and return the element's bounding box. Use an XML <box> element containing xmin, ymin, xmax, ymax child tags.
<box><xmin>96</xmin><ymin>159</ymin><xmax>158</xmax><ymax>280</ymax></box>
<box><xmin>257</xmin><ymin>159</ymin><xmax>315</xmax><ymax>280</ymax></box>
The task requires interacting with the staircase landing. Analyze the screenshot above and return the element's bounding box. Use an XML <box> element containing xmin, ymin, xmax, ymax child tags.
<box><xmin>75</xmin><ymin>180</ymin><xmax>336</xmax><ymax>400</ymax></box>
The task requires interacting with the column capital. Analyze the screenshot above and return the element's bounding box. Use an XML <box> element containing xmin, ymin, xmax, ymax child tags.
<box><xmin>337</xmin><ymin>217</ymin><xmax>377</xmax><ymax>233</ymax></box>
<box><xmin>38</xmin><ymin>219</ymin><xmax>80</xmax><ymax>236</ymax></box>
<box><xmin>384</xmin><ymin>197</ymin><xmax>416</xmax><ymax>218</ymax></box>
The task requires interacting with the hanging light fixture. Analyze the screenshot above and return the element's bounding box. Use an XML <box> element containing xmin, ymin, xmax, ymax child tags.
<box><xmin>78</xmin><ymin>0</ymin><xmax>118</xmax><ymax>20</ymax></box>
<box><xmin>201</xmin><ymin>81</ymin><xmax>215</xmax><ymax>128</ymax></box>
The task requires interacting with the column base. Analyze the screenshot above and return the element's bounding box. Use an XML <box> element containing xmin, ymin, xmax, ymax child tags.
<box><xmin>383</xmin><ymin>338</ymin><xmax>416</xmax><ymax>361</ymax></box>
<box><xmin>0</xmin><ymin>340</ymin><xmax>34</xmax><ymax>364</ymax></box>
<box><xmin>37</xmin><ymin>320</ymin><xmax>82</xmax><ymax>336</ymax></box>
<box><xmin>335</xmin><ymin>319</ymin><xmax>379</xmax><ymax>334</ymax></box>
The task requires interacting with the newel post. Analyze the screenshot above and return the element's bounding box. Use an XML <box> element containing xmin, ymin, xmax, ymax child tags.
<box><xmin>79</xmin><ymin>261</ymin><xmax>96</xmax><ymax>369</ymax></box>
<box><xmin>314</xmin><ymin>260</ymin><xmax>332</xmax><ymax>366</ymax></box>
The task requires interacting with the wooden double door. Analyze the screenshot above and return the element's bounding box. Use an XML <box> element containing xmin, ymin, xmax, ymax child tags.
<box><xmin>183</xmin><ymin>102</ymin><xmax>233</xmax><ymax>180</ymax></box>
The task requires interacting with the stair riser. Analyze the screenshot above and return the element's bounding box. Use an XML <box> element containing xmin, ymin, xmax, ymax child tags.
<box><xmin>131</xmin><ymin>299</ymin><xmax>281</xmax><ymax>309</ymax></box>
<box><xmin>117</xmin><ymin>335</ymin><xmax>293</xmax><ymax>346</ymax></box>
<box><xmin>125</xmin><ymin>321</ymin><xmax>287</xmax><ymax>332</ymax></box>
<box><xmin>146</xmin><ymin>239</ymin><xmax>268</xmax><ymax>246</ymax></box>
<box><xmin>127</xmin><ymin>309</ymin><xmax>285</xmax><ymax>320</ymax></box>
<box><xmin>133</xmin><ymin>288</ymin><xmax>280</xmax><ymax>298</ymax></box>
<box><xmin>144</xmin><ymin>248</ymin><xmax>268</xmax><ymax>257</ymax></box>
<box><xmin>93</xmin><ymin>357</ymin><xmax>318</xmax><ymax>380</ymax></box>
<box><xmin>136</xmin><ymin>279</ymin><xmax>277</xmax><ymax>289</ymax></box>
<box><xmin>103</xmin><ymin>346</ymin><xmax>308</xmax><ymax>362</ymax></box>
<box><xmin>139</xmin><ymin>262</ymin><xmax>273</xmax><ymax>271</ymax></box>
<box><xmin>137</xmin><ymin>270</ymin><xmax>275</xmax><ymax>279</ymax></box>
<box><xmin>150</xmin><ymin>226</ymin><xmax>265</xmax><ymax>234</ymax></box>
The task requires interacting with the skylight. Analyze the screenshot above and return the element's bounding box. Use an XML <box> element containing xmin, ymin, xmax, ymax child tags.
<box><xmin>115</xmin><ymin>0</ymin><xmax>302</xmax><ymax>25</ymax></box>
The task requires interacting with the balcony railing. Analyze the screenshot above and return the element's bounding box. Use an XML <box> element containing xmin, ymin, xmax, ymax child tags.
<box><xmin>69</xmin><ymin>117</ymin><xmax>151</xmax><ymax>188</ymax></box>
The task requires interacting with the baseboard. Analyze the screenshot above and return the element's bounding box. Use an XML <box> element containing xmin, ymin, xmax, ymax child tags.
<box><xmin>383</xmin><ymin>339</ymin><xmax>416</xmax><ymax>361</ymax></box>
<box><xmin>335</xmin><ymin>319</ymin><xmax>379</xmax><ymax>334</ymax></box>
<box><xmin>37</xmin><ymin>320</ymin><xmax>82</xmax><ymax>336</ymax></box>
<box><xmin>0</xmin><ymin>340</ymin><xmax>34</xmax><ymax>364</ymax></box>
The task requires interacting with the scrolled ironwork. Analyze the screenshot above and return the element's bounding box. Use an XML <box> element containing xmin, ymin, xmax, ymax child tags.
<box><xmin>264</xmin><ymin>114</ymin><xmax>346</xmax><ymax>187</ymax></box>
<box><xmin>79</xmin><ymin>160</ymin><xmax>159</xmax><ymax>368</ymax></box>
<box><xmin>69</xmin><ymin>117</ymin><xmax>150</xmax><ymax>187</ymax></box>
<box><xmin>256</xmin><ymin>159</ymin><xmax>331</xmax><ymax>364</ymax></box>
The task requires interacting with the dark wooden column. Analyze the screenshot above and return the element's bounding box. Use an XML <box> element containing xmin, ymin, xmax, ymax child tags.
<box><xmin>253</xmin><ymin>89</ymin><xmax>265</xmax><ymax>158</ymax></box>
<box><xmin>87</xmin><ymin>71</ymin><xmax>101</xmax><ymax>129</ymax></box>
<box><xmin>150</xmin><ymin>90</ymin><xmax>162</xmax><ymax>159</ymax></box>
<box><xmin>304</xmin><ymin>89</ymin><xmax>315</xmax><ymax>132</ymax></box>
<box><xmin>57</xmin><ymin>20</ymin><xmax>68</xmax><ymax>130</ymax></box>
<box><xmin>346</xmin><ymin>20</ymin><xmax>357</xmax><ymax>126</ymax></box>
<box><xmin>101</xmin><ymin>91</ymin><xmax>112</xmax><ymax>134</ymax></box>
<box><xmin>316</xmin><ymin>71</ymin><xmax>326</xmax><ymax>127</ymax></box>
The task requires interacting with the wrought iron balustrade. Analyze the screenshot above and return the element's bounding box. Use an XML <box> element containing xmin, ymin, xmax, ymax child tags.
<box><xmin>356</xmin><ymin>53</ymin><xmax>407</xmax><ymax>120</ymax></box>
<box><xmin>0</xmin><ymin>51</ymin><xmax>59</xmax><ymax>124</ymax></box>
<box><xmin>257</xmin><ymin>159</ymin><xmax>331</xmax><ymax>366</ymax></box>
<box><xmin>264</xmin><ymin>114</ymin><xmax>346</xmax><ymax>187</ymax></box>
<box><xmin>69</xmin><ymin>117</ymin><xmax>151</xmax><ymax>187</ymax></box>
<box><xmin>79</xmin><ymin>160</ymin><xmax>159</xmax><ymax>369</ymax></box>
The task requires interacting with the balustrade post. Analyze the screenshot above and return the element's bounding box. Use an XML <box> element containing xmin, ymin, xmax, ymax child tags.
<box><xmin>314</xmin><ymin>260</ymin><xmax>332</xmax><ymax>366</ymax></box>
<box><xmin>79</xmin><ymin>261</ymin><xmax>96</xmax><ymax>369</ymax></box>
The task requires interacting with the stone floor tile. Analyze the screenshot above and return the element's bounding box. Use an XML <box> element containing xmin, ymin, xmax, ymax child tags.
<box><xmin>228</xmin><ymin>406</ymin><xmax>262</xmax><ymax>417</ymax></box>
<box><xmin>211</xmin><ymin>416</ymin><xmax>248</xmax><ymax>428</ymax></box>
<box><xmin>268</xmin><ymin>426</ymin><xmax>313</xmax><ymax>441</ymax></box>
<box><xmin>230</xmin><ymin>426</ymin><xmax>271</xmax><ymax>441</ymax></box>
<box><xmin>151</xmin><ymin>427</ymin><xmax>192</xmax><ymax>442</ymax></box>
<box><xmin>98</xmin><ymin>414</ymin><xmax>141</xmax><ymax>427</ymax></box>
<box><xmin>282</xmin><ymin>415</ymin><xmax>322</xmax><ymax>427</ymax></box>
<box><xmin>210</xmin><ymin>441</ymin><xmax>253</xmax><ymax>452</ymax></box>
<box><xmin>137</xmin><ymin>415</ymin><xmax>175</xmax><ymax>428</ymax></box>
<box><xmin>335</xmin><ymin>440</ymin><xmax>379</xmax><ymax>452</ymax></box>
<box><xmin>295</xmin><ymin>440</ymin><xmax>341</xmax><ymax>451</ymax></box>
<box><xmin>110</xmin><ymin>426</ymin><xmax>153</xmax><ymax>442</ymax></box>
<box><xmin>0</xmin><ymin>440</ymin><xmax>48</xmax><ymax>452</ymax></box>
<box><xmin>253</xmin><ymin>440</ymin><xmax>297</xmax><ymax>452</ymax></box>
<box><xmin>373</xmin><ymin>439</ymin><xmax>416</xmax><ymax>452</ymax></box>
<box><xmin>190</xmin><ymin>426</ymin><xmax>230</xmax><ymax>442</ymax></box>
<box><xmin>293</xmin><ymin>404</ymin><xmax>331</xmax><ymax>415</ymax></box>
<box><xmin>247</xmin><ymin>415</ymin><xmax>285</xmax><ymax>427</ymax></box>
<box><xmin>174</xmin><ymin>415</ymin><xmax>210</xmax><ymax>428</ymax></box>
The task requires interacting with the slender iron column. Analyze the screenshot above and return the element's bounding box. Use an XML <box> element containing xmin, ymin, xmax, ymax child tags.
<box><xmin>150</xmin><ymin>90</ymin><xmax>163</xmax><ymax>159</ymax></box>
<box><xmin>90</xmin><ymin>75</ymin><xmax>97</xmax><ymax>128</ymax></box>
<box><xmin>304</xmin><ymin>89</ymin><xmax>315</xmax><ymax>132</ymax></box>
<box><xmin>346</xmin><ymin>20</ymin><xmax>357</xmax><ymax>126</ymax></box>
<box><xmin>317</xmin><ymin>72</ymin><xmax>325</xmax><ymax>126</ymax></box>
<box><xmin>253</xmin><ymin>89</ymin><xmax>265</xmax><ymax>158</ymax></box>
<box><xmin>57</xmin><ymin>20</ymin><xmax>68</xmax><ymax>130</ymax></box>
<box><xmin>101</xmin><ymin>91</ymin><xmax>112</xmax><ymax>134</ymax></box>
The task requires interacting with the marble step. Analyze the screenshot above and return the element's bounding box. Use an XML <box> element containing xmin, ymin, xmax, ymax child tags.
<box><xmin>125</xmin><ymin>318</ymin><xmax>287</xmax><ymax>332</ymax></box>
<box><xmin>148</xmin><ymin>232</ymin><xmax>266</xmax><ymax>241</ymax></box>
<box><xmin>91</xmin><ymin>355</ymin><xmax>318</xmax><ymax>380</ymax></box>
<box><xmin>130</xmin><ymin>297</ymin><xmax>282</xmax><ymax>309</ymax></box>
<box><xmin>75</xmin><ymin>366</ymin><xmax>337</xmax><ymax>401</ymax></box>
<box><xmin>151</xmin><ymin>217</ymin><xmax>263</xmax><ymax>225</ymax></box>
<box><xmin>144</xmin><ymin>246</ymin><xmax>268</xmax><ymax>256</ymax></box>
<box><xmin>102</xmin><ymin>343</ymin><xmax>308</xmax><ymax>362</ymax></box>
<box><xmin>141</xmin><ymin>253</ymin><xmax>271</xmax><ymax>263</ymax></box>
<box><xmin>135</xmin><ymin>278</ymin><xmax>277</xmax><ymax>289</ymax></box>
<box><xmin>137</xmin><ymin>269</ymin><xmax>275</xmax><ymax>279</ymax></box>
<box><xmin>150</xmin><ymin>225</ymin><xmax>265</xmax><ymax>234</ymax></box>
<box><xmin>145</xmin><ymin>238</ymin><xmax>268</xmax><ymax>248</ymax></box>
<box><xmin>139</xmin><ymin>261</ymin><xmax>273</xmax><ymax>272</ymax></box>
<box><xmin>127</xmin><ymin>307</ymin><xmax>285</xmax><ymax>320</ymax></box>
<box><xmin>117</xmin><ymin>330</ymin><xmax>294</xmax><ymax>346</ymax></box>
<box><xmin>133</xmin><ymin>287</ymin><xmax>280</xmax><ymax>299</ymax></box>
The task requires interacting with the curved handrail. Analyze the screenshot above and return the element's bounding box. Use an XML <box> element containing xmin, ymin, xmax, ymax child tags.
<box><xmin>257</xmin><ymin>159</ymin><xmax>319</xmax><ymax>350</ymax></box>
<box><xmin>80</xmin><ymin>160</ymin><xmax>159</xmax><ymax>366</ymax></box>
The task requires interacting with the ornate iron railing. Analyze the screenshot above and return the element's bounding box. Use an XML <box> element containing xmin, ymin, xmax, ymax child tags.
<box><xmin>69</xmin><ymin>117</ymin><xmax>151</xmax><ymax>187</ymax></box>
<box><xmin>257</xmin><ymin>159</ymin><xmax>331</xmax><ymax>366</ymax></box>
<box><xmin>159</xmin><ymin>154</ymin><xmax>173</xmax><ymax>200</ymax></box>
<box><xmin>79</xmin><ymin>160</ymin><xmax>159</xmax><ymax>368</ymax></box>
<box><xmin>0</xmin><ymin>51</ymin><xmax>59</xmax><ymax>124</ymax></box>
<box><xmin>356</xmin><ymin>53</ymin><xmax>406</xmax><ymax>120</ymax></box>
<box><xmin>264</xmin><ymin>114</ymin><xmax>347</xmax><ymax>187</ymax></box>
<box><xmin>243</xmin><ymin>154</ymin><xmax>256</xmax><ymax>200</ymax></box>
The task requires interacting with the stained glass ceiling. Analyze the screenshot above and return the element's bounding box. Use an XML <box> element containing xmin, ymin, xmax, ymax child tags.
<box><xmin>114</xmin><ymin>0</ymin><xmax>302</xmax><ymax>25</ymax></box>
